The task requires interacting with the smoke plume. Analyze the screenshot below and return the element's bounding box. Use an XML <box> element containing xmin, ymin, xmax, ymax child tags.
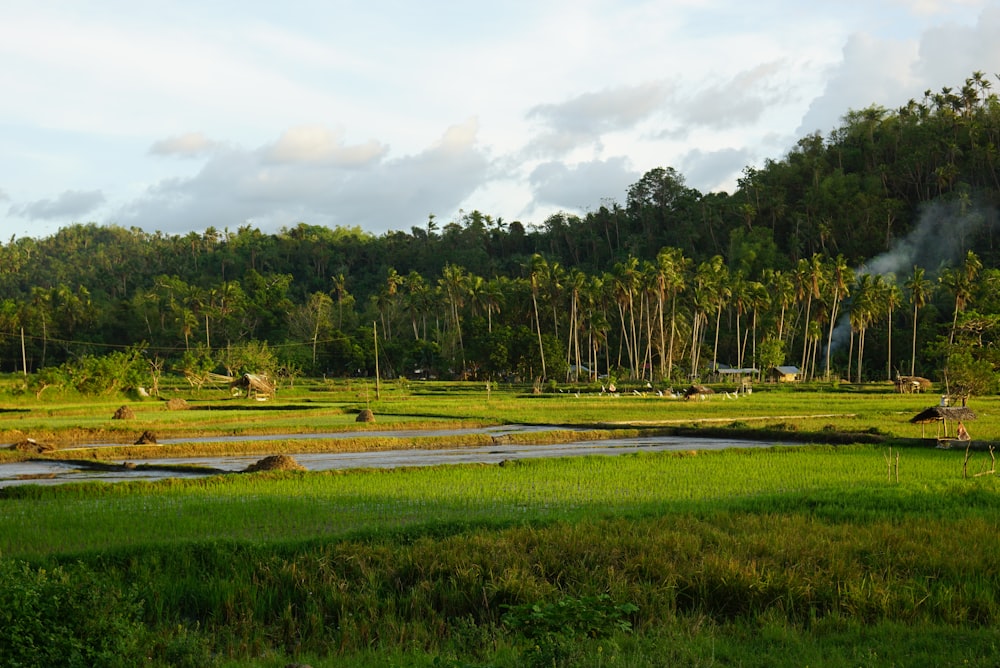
<box><xmin>826</xmin><ymin>197</ymin><xmax>998</xmax><ymax>358</ymax></box>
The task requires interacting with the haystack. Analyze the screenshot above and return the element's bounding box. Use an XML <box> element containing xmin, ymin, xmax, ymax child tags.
<box><xmin>356</xmin><ymin>408</ymin><xmax>376</xmax><ymax>423</ymax></box>
<box><xmin>8</xmin><ymin>438</ymin><xmax>53</xmax><ymax>454</ymax></box>
<box><xmin>112</xmin><ymin>405</ymin><xmax>135</xmax><ymax>420</ymax></box>
<box><xmin>243</xmin><ymin>455</ymin><xmax>305</xmax><ymax>473</ymax></box>
<box><xmin>134</xmin><ymin>431</ymin><xmax>158</xmax><ymax>445</ymax></box>
<box><xmin>165</xmin><ymin>398</ymin><xmax>189</xmax><ymax>411</ymax></box>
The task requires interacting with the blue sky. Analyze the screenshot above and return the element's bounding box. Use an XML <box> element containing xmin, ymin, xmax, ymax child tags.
<box><xmin>2</xmin><ymin>0</ymin><xmax>999</xmax><ymax>240</ymax></box>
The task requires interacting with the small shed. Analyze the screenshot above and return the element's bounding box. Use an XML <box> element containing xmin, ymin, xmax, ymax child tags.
<box><xmin>683</xmin><ymin>384</ymin><xmax>715</xmax><ymax>400</ymax></box>
<box><xmin>894</xmin><ymin>375</ymin><xmax>933</xmax><ymax>394</ymax></box>
<box><xmin>909</xmin><ymin>405</ymin><xmax>977</xmax><ymax>443</ymax></box>
<box><xmin>768</xmin><ymin>366</ymin><xmax>801</xmax><ymax>383</ymax></box>
<box><xmin>231</xmin><ymin>373</ymin><xmax>275</xmax><ymax>400</ymax></box>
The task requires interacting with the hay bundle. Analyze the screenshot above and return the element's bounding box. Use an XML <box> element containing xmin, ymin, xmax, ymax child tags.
<box><xmin>165</xmin><ymin>398</ymin><xmax>189</xmax><ymax>411</ymax></box>
<box><xmin>244</xmin><ymin>455</ymin><xmax>306</xmax><ymax>473</ymax></box>
<box><xmin>356</xmin><ymin>408</ymin><xmax>376</xmax><ymax>423</ymax></box>
<box><xmin>134</xmin><ymin>431</ymin><xmax>158</xmax><ymax>445</ymax></box>
<box><xmin>112</xmin><ymin>405</ymin><xmax>135</xmax><ymax>420</ymax></box>
<box><xmin>8</xmin><ymin>438</ymin><xmax>53</xmax><ymax>454</ymax></box>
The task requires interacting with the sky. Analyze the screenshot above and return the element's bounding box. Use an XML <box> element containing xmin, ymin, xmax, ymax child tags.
<box><xmin>2</xmin><ymin>0</ymin><xmax>1000</xmax><ymax>241</ymax></box>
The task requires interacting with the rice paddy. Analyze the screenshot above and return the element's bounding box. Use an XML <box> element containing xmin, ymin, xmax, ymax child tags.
<box><xmin>1</xmin><ymin>380</ymin><xmax>999</xmax><ymax>667</ymax></box>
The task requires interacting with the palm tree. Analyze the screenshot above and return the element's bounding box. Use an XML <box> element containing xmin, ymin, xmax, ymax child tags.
<box><xmin>850</xmin><ymin>274</ymin><xmax>877</xmax><ymax>383</ymax></box>
<box><xmin>331</xmin><ymin>273</ymin><xmax>349</xmax><ymax>329</ymax></box>
<box><xmin>746</xmin><ymin>279</ymin><xmax>770</xmax><ymax>378</ymax></box>
<box><xmin>528</xmin><ymin>254</ymin><xmax>548</xmax><ymax>380</ymax></box>
<box><xmin>940</xmin><ymin>251</ymin><xmax>982</xmax><ymax>345</ymax></box>
<box><xmin>881</xmin><ymin>277</ymin><xmax>902</xmax><ymax>380</ymax></box>
<box><xmin>403</xmin><ymin>271</ymin><xmax>428</xmax><ymax>340</ymax></box>
<box><xmin>797</xmin><ymin>254</ymin><xmax>825</xmax><ymax>379</ymax></box>
<box><xmin>612</xmin><ymin>256</ymin><xmax>642</xmax><ymax>378</ymax></box>
<box><xmin>824</xmin><ymin>255</ymin><xmax>853</xmax><ymax>380</ymax></box>
<box><xmin>690</xmin><ymin>256</ymin><xmax>727</xmax><ymax>378</ymax></box>
<box><xmin>655</xmin><ymin>247</ymin><xmax>689</xmax><ymax>381</ymax></box>
<box><xmin>439</xmin><ymin>263</ymin><xmax>469</xmax><ymax>372</ymax></box>
<box><xmin>762</xmin><ymin>269</ymin><xmax>795</xmax><ymax>343</ymax></box>
<box><xmin>482</xmin><ymin>277</ymin><xmax>505</xmax><ymax>334</ymax></box>
<box><xmin>904</xmin><ymin>265</ymin><xmax>933</xmax><ymax>375</ymax></box>
<box><xmin>729</xmin><ymin>272</ymin><xmax>750</xmax><ymax>369</ymax></box>
<box><xmin>701</xmin><ymin>256</ymin><xmax>730</xmax><ymax>375</ymax></box>
<box><xmin>564</xmin><ymin>268</ymin><xmax>587</xmax><ymax>381</ymax></box>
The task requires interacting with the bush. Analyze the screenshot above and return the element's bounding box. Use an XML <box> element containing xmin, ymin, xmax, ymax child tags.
<box><xmin>0</xmin><ymin>560</ymin><xmax>145</xmax><ymax>668</ymax></box>
<box><xmin>502</xmin><ymin>595</ymin><xmax>637</xmax><ymax>667</ymax></box>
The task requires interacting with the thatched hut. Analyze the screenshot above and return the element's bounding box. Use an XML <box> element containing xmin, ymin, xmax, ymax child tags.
<box><xmin>909</xmin><ymin>405</ymin><xmax>977</xmax><ymax>443</ymax></box>
<box><xmin>684</xmin><ymin>384</ymin><xmax>715</xmax><ymax>400</ymax></box>
<box><xmin>895</xmin><ymin>375</ymin><xmax>933</xmax><ymax>393</ymax></box>
<box><xmin>231</xmin><ymin>373</ymin><xmax>275</xmax><ymax>400</ymax></box>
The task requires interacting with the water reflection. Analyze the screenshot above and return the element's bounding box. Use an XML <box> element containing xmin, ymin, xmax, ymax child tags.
<box><xmin>0</xmin><ymin>427</ymin><xmax>774</xmax><ymax>488</ymax></box>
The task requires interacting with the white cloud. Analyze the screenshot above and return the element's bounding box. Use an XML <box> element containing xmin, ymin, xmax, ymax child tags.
<box><xmin>263</xmin><ymin>126</ymin><xmax>388</xmax><ymax>167</ymax></box>
<box><xmin>529</xmin><ymin>158</ymin><xmax>639</xmax><ymax>210</ymax></box>
<box><xmin>10</xmin><ymin>189</ymin><xmax>106</xmax><ymax>221</ymax></box>
<box><xmin>117</xmin><ymin>119</ymin><xmax>490</xmax><ymax>235</ymax></box>
<box><xmin>150</xmin><ymin>133</ymin><xmax>223</xmax><ymax>158</ymax></box>
<box><xmin>681</xmin><ymin>148</ymin><xmax>756</xmax><ymax>194</ymax></box>
<box><xmin>1</xmin><ymin>1</ymin><xmax>998</xmax><ymax>239</ymax></box>
<box><xmin>526</xmin><ymin>82</ymin><xmax>673</xmax><ymax>156</ymax></box>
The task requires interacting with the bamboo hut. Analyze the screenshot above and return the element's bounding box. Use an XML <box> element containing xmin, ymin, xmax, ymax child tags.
<box><xmin>909</xmin><ymin>405</ymin><xmax>977</xmax><ymax>445</ymax></box>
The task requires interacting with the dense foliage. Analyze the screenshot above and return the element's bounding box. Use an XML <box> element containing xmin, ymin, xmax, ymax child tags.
<box><xmin>2</xmin><ymin>72</ymin><xmax>1000</xmax><ymax>389</ymax></box>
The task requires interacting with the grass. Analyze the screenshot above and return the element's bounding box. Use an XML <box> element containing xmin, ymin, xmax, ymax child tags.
<box><xmin>2</xmin><ymin>443</ymin><xmax>997</xmax><ymax>559</ymax></box>
<box><xmin>1</xmin><ymin>378</ymin><xmax>999</xmax><ymax>666</ymax></box>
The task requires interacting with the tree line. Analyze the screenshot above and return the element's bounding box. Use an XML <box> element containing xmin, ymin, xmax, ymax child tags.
<box><xmin>1</xmin><ymin>72</ymin><xmax>999</xmax><ymax>394</ymax></box>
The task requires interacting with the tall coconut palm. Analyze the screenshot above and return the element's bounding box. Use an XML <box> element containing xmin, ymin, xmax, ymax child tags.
<box><xmin>940</xmin><ymin>250</ymin><xmax>982</xmax><ymax>345</ymax></box>
<box><xmin>439</xmin><ymin>263</ymin><xmax>469</xmax><ymax>372</ymax></box>
<box><xmin>904</xmin><ymin>265</ymin><xmax>933</xmax><ymax>375</ymax></box>
<box><xmin>850</xmin><ymin>274</ymin><xmax>877</xmax><ymax>383</ymax></box>
<box><xmin>762</xmin><ymin>268</ymin><xmax>795</xmax><ymax>343</ymax></box>
<box><xmin>655</xmin><ymin>247</ymin><xmax>689</xmax><ymax>381</ymax></box>
<box><xmin>528</xmin><ymin>254</ymin><xmax>548</xmax><ymax>380</ymax></box>
<box><xmin>746</xmin><ymin>279</ymin><xmax>770</xmax><ymax>377</ymax></box>
<box><xmin>729</xmin><ymin>272</ymin><xmax>750</xmax><ymax>369</ymax></box>
<box><xmin>612</xmin><ymin>256</ymin><xmax>642</xmax><ymax>378</ymax></box>
<box><xmin>797</xmin><ymin>254</ymin><xmax>825</xmax><ymax>379</ymax></box>
<box><xmin>882</xmin><ymin>276</ymin><xmax>902</xmax><ymax>380</ymax></box>
<box><xmin>824</xmin><ymin>254</ymin><xmax>853</xmax><ymax>380</ymax></box>
<box><xmin>564</xmin><ymin>268</ymin><xmax>587</xmax><ymax>381</ymax></box>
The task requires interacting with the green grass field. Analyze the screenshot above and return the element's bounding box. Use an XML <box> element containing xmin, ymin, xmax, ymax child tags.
<box><xmin>1</xmin><ymin>380</ymin><xmax>999</xmax><ymax>667</ymax></box>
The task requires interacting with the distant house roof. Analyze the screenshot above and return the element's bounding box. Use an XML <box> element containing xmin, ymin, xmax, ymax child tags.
<box><xmin>773</xmin><ymin>366</ymin><xmax>800</xmax><ymax>375</ymax></box>
<box><xmin>717</xmin><ymin>367</ymin><xmax>758</xmax><ymax>375</ymax></box>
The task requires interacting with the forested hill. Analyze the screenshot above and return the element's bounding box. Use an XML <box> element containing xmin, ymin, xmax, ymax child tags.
<box><xmin>1</xmin><ymin>72</ymin><xmax>999</xmax><ymax>386</ymax></box>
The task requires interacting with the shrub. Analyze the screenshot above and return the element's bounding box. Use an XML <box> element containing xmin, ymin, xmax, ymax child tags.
<box><xmin>0</xmin><ymin>560</ymin><xmax>144</xmax><ymax>668</ymax></box>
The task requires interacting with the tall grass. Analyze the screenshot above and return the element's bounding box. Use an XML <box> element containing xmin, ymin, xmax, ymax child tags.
<box><xmin>5</xmin><ymin>444</ymin><xmax>994</xmax><ymax>558</ymax></box>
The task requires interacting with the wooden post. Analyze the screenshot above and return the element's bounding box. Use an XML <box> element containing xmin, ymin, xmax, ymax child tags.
<box><xmin>20</xmin><ymin>327</ymin><xmax>27</xmax><ymax>376</ymax></box>
<box><xmin>373</xmin><ymin>321</ymin><xmax>381</xmax><ymax>400</ymax></box>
